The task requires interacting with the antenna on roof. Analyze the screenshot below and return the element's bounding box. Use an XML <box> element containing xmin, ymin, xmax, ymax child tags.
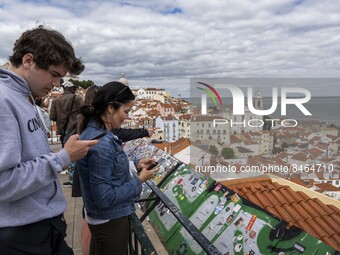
<box><xmin>198</xmin><ymin>153</ymin><xmax>207</xmax><ymax>166</ymax></box>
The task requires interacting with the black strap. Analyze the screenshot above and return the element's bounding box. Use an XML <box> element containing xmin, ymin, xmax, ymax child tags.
<box><xmin>61</xmin><ymin>95</ymin><xmax>76</xmax><ymax>147</ymax></box>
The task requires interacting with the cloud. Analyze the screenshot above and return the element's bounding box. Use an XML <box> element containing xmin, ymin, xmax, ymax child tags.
<box><xmin>1</xmin><ymin>0</ymin><xmax>340</xmax><ymax>96</ymax></box>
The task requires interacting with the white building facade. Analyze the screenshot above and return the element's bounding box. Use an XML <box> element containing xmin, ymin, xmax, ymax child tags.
<box><xmin>155</xmin><ymin>116</ymin><xmax>179</xmax><ymax>142</ymax></box>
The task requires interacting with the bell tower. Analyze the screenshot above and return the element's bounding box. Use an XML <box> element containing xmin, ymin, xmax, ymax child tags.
<box><xmin>253</xmin><ymin>90</ymin><xmax>263</xmax><ymax>110</ymax></box>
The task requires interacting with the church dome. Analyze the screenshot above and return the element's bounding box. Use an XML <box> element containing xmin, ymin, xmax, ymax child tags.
<box><xmin>118</xmin><ymin>73</ymin><xmax>129</xmax><ymax>86</ymax></box>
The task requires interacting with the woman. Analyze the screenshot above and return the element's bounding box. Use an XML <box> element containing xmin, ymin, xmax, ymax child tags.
<box><xmin>77</xmin><ymin>82</ymin><xmax>158</xmax><ymax>255</ymax></box>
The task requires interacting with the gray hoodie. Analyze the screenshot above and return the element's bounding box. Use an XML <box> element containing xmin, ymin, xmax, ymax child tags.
<box><xmin>0</xmin><ymin>68</ymin><xmax>71</xmax><ymax>227</ymax></box>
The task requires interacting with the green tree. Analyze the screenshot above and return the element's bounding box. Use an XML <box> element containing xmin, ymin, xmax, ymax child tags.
<box><xmin>272</xmin><ymin>147</ymin><xmax>284</xmax><ymax>154</ymax></box>
<box><xmin>221</xmin><ymin>148</ymin><xmax>234</xmax><ymax>159</ymax></box>
<box><xmin>69</xmin><ymin>79</ymin><xmax>95</xmax><ymax>89</ymax></box>
<box><xmin>209</xmin><ymin>145</ymin><xmax>219</xmax><ymax>155</ymax></box>
<box><xmin>263</xmin><ymin>115</ymin><xmax>272</xmax><ymax>130</ymax></box>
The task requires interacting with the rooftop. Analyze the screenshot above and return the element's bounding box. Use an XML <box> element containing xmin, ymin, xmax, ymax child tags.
<box><xmin>219</xmin><ymin>176</ymin><xmax>340</xmax><ymax>251</ymax></box>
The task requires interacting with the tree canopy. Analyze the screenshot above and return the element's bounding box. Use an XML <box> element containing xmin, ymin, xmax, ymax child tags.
<box><xmin>209</xmin><ymin>145</ymin><xmax>219</xmax><ymax>156</ymax></box>
<box><xmin>221</xmin><ymin>147</ymin><xmax>234</xmax><ymax>159</ymax></box>
<box><xmin>69</xmin><ymin>79</ymin><xmax>95</xmax><ymax>89</ymax></box>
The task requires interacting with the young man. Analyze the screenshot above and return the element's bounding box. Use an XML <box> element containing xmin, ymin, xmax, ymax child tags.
<box><xmin>0</xmin><ymin>26</ymin><xmax>98</xmax><ymax>254</ymax></box>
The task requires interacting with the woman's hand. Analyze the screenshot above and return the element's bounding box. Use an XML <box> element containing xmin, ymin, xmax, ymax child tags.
<box><xmin>137</xmin><ymin>157</ymin><xmax>160</xmax><ymax>182</ymax></box>
<box><xmin>138</xmin><ymin>167</ymin><xmax>159</xmax><ymax>183</ymax></box>
<box><xmin>147</xmin><ymin>128</ymin><xmax>155</xmax><ymax>137</ymax></box>
<box><xmin>137</xmin><ymin>158</ymin><xmax>157</xmax><ymax>170</ymax></box>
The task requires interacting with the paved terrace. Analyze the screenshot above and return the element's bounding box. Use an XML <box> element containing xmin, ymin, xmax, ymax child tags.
<box><xmin>51</xmin><ymin>143</ymin><xmax>168</xmax><ymax>255</ymax></box>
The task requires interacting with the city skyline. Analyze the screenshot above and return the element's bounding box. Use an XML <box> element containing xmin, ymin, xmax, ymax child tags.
<box><xmin>1</xmin><ymin>0</ymin><xmax>340</xmax><ymax>97</ymax></box>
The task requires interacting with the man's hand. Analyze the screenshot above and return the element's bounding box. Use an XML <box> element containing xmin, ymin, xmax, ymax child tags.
<box><xmin>63</xmin><ymin>134</ymin><xmax>99</xmax><ymax>162</ymax></box>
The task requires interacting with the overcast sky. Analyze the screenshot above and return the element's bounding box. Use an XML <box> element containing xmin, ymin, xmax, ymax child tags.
<box><xmin>1</xmin><ymin>0</ymin><xmax>340</xmax><ymax>97</ymax></box>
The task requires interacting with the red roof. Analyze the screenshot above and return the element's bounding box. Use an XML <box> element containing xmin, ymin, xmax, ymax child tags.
<box><xmin>219</xmin><ymin>177</ymin><xmax>340</xmax><ymax>250</ymax></box>
<box><xmin>154</xmin><ymin>138</ymin><xmax>190</xmax><ymax>155</ymax></box>
<box><xmin>315</xmin><ymin>183</ymin><xmax>340</xmax><ymax>192</ymax></box>
<box><xmin>291</xmin><ymin>152</ymin><xmax>308</xmax><ymax>161</ymax></box>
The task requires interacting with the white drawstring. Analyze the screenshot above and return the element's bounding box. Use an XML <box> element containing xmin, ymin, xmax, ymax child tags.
<box><xmin>28</xmin><ymin>91</ymin><xmax>49</xmax><ymax>138</ymax></box>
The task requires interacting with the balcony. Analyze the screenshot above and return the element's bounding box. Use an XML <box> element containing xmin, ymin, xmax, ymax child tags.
<box><xmin>57</xmin><ymin>138</ymin><xmax>340</xmax><ymax>255</ymax></box>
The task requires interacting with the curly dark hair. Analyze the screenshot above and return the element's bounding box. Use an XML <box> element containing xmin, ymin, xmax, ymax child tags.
<box><xmin>9</xmin><ymin>25</ymin><xmax>84</xmax><ymax>75</ymax></box>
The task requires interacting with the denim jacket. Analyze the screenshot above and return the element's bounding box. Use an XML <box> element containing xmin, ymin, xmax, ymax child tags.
<box><xmin>77</xmin><ymin>121</ymin><xmax>142</xmax><ymax>220</ymax></box>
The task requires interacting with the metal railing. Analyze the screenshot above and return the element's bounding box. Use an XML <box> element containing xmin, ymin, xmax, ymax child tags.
<box><xmin>128</xmin><ymin>161</ymin><xmax>222</xmax><ymax>255</ymax></box>
<box><xmin>127</xmin><ymin>213</ymin><xmax>158</xmax><ymax>255</ymax></box>
<box><xmin>139</xmin><ymin>182</ymin><xmax>222</xmax><ymax>255</ymax></box>
<box><xmin>134</xmin><ymin>162</ymin><xmax>222</xmax><ymax>255</ymax></box>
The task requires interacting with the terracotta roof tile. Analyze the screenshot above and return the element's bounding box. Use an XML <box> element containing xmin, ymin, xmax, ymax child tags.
<box><xmin>298</xmin><ymin>201</ymin><xmax>322</xmax><ymax>218</ymax></box>
<box><xmin>329</xmin><ymin>213</ymin><xmax>340</xmax><ymax>226</ymax></box>
<box><xmin>261</xmin><ymin>181</ymin><xmax>278</xmax><ymax>191</ymax></box>
<box><xmin>281</xmin><ymin>204</ymin><xmax>301</xmax><ymax>222</ymax></box>
<box><xmin>321</xmin><ymin>215</ymin><xmax>340</xmax><ymax>233</ymax></box>
<box><xmin>296</xmin><ymin>219</ymin><xmax>318</xmax><ymax>237</ymax></box>
<box><xmin>265</xmin><ymin>206</ymin><xmax>280</xmax><ymax>218</ymax></box>
<box><xmin>277</xmin><ymin>186</ymin><xmax>296</xmax><ymax>204</ymax></box>
<box><xmin>304</xmin><ymin>218</ymin><xmax>329</xmax><ymax>238</ymax></box>
<box><xmin>219</xmin><ymin>177</ymin><xmax>340</xmax><ymax>251</ymax></box>
<box><xmin>271</xmin><ymin>189</ymin><xmax>291</xmax><ymax>205</ymax></box>
<box><xmin>321</xmin><ymin>236</ymin><xmax>340</xmax><ymax>251</ymax></box>
<box><xmin>306</xmin><ymin>217</ymin><xmax>335</xmax><ymax>239</ymax></box>
<box><xmin>314</xmin><ymin>198</ymin><xmax>338</xmax><ymax>214</ymax></box>
<box><xmin>295</xmin><ymin>190</ymin><xmax>310</xmax><ymax>200</ymax></box>
<box><xmin>328</xmin><ymin>204</ymin><xmax>340</xmax><ymax>214</ymax></box>
<box><xmin>253</xmin><ymin>191</ymin><xmax>266</xmax><ymax>206</ymax></box>
<box><xmin>313</xmin><ymin>217</ymin><xmax>337</xmax><ymax>236</ymax></box>
<box><xmin>330</xmin><ymin>234</ymin><xmax>340</xmax><ymax>247</ymax></box>
<box><xmin>307</xmin><ymin>199</ymin><xmax>330</xmax><ymax>217</ymax></box>
<box><xmin>242</xmin><ymin>192</ymin><xmax>261</xmax><ymax>206</ymax></box>
<box><xmin>249</xmin><ymin>184</ymin><xmax>259</xmax><ymax>194</ymax></box>
<box><xmin>285</xmin><ymin>187</ymin><xmax>306</xmax><ymax>203</ymax></box>
<box><xmin>289</xmin><ymin>203</ymin><xmax>311</xmax><ymax>220</ymax></box>
<box><xmin>273</xmin><ymin>205</ymin><xmax>295</xmax><ymax>224</ymax></box>
<box><xmin>256</xmin><ymin>192</ymin><xmax>272</xmax><ymax>209</ymax></box>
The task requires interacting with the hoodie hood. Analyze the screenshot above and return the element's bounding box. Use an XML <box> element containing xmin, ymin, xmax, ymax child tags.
<box><xmin>0</xmin><ymin>67</ymin><xmax>30</xmax><ymax>97</ymax></box>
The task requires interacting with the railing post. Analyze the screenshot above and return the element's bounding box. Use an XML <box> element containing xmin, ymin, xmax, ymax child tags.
<box><xmin>141</xmin><ymin>182</ymin><xmax>222</xmax><ymax>255</ymax></box>
<box><xmin>128</xmin><ymin>213</ymin><xmax>158</xmax><ymax>255</ymax></box>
